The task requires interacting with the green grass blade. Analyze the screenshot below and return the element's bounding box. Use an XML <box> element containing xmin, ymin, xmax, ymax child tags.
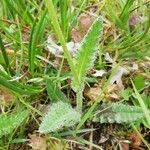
<box><xmin>46</xmin><ymin>78</ymin><xmax>69</xmax><ymax>102</ymax></box>
<box><xmin>132</xmin><ymin>80</ymin><xmax>150</xmax><ymax>127</ymax></box>
<box><xmin>119</xmin><ymin>0</ymin><xmax>134</xmax><ymax>27</ymax></box>
<box><xmin>0</xmin><ymin>71</ymin><xmax>41</xmax><ymax>95</ymax></box>
<box><xmin>0</xmin><ymin>34</ymin><xmax>12</xmax><ymax>74</ymax></box>
<box><xmin>119</xmin><ymin>14</ymin><xmax>150</xmax><ymax>50</ymax></box>
<box><xmin>59</xmin><ymin>0</ymin><xmax>70</xmax><ymax>40</ymax></box>
<box><xmin>44</xmin><ymin>0</ymin><xmax>78</xmax><ymax>83</ymax></box>
<box><xmin>29</xmin><ymin>10</ymin><xmax>47</xmax><ymax>74</ymax></box>
<box><xmin>15</xmin><ymin>0</ymin><xmax>34</xmax><ymax>23</ymax></box>
<box><xmin>0</xmin><ymin>109</ymin><xmax>29</xmax><ymax>138</ymax></box>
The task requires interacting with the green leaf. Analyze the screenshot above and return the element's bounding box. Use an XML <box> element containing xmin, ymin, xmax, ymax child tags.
<box><xmin>29</xmin><ymin>10</ymin><xmax>47</xmax><ymax>74</ymax></box>
<box><xmin>93</xmin><ymin>103</ymin><xmax>146</xmax><ymax>123</ymax></box>
<box><xmin>133</xmin><ymin>75</ymin><xmax>145</xmax><ymax>90</ymax></box>
<box><xmin>119</xmin><ymin>0</ymin><xmax>134</xmax><ymax>28</ymax></box>
<box><xmin>132</xmin><ymin>81</ymin><xmax>150</xmax><ymax>127</ymax></box>
<box><xmin>46</xmin><ymin>79</ymin><xmax>69</xmax><ymax>102</ymax></box>
<box><xmin>0</xmin><ymin>70</ymin><xmax>40</xmax><ymax>95</ymax></box>
<box><xmin>119</xmin><ymin>88</ymin><xmax>132</xmax><ymax>100</ymax></box>
<box><xmin>39</xmin><ymin>101</ymin><xmax>81</xmax><ymax>133</ymax></box>
<box><xmin>72</xmin><ymin>18</ymin><xmax>103</xmax><ymax>90</ymax></box>
<box><xmin>0</xmin><ymin>109</ymin><xmax>29</xmax><ymax>137</ymax></box>
<box><xmin>0</xmin><ymin>34</ymin><xmax>12</xmax><ymax>74</ymax></box>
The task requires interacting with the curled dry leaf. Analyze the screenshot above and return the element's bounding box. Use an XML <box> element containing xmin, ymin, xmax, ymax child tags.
<box><xmin>105</xmin><ymin>93</ymin><xmax>120</xmax><ymax>101</ymax></box>
<box><xmin>46</xmin><ymin>35</ymin><xmax>80</xmax><ymax>56</ymax></box>
<box><xmin>107</xmin><ymin>83</ymin><xmax>123</xmax><ymax>93</ymax></box>
<box><xmin>110</xmin><ymin>66</ymin><xmax>129</xmax><ymax>85</ymax></box>
<box><xmin>28</xmin><ymin>134</ymin><xmax>47</xmax><ymax>150</ymax></box>
<box><xmin>92</xmin><ymin>69</ymin><xmax>106</xmax><ymax>77</ymax></box>
<box><xmin>105</xmin><ymin>52</ymin><xmax>114</xmax><ymax>63</ymax></box>
<box><xmin>105</xmin><ymin>83</ymin><xmax>122</xmax><ymax>101</ymax></box>
<box><xmin>84</xmin><ymin>86</ymin><xmax>102</xmax><ymax>104</ymax></box>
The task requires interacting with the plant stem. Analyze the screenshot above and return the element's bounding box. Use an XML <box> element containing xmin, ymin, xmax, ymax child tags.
<box><xmin>76</xmin><ymin>89</ymin><xmax>83</xmax><ymax>113</ymax></box>
<box><xmin>45</xmin><ymin>0</ymin><xmax>78</xmax><ymax>81</ymax></box>
<box><xmin>44</xmin><ymin>0</ymin><xmax>82</xmax><ymax>111</ymax></box>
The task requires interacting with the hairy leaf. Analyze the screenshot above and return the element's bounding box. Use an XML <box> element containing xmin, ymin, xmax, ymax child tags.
<box><xmin>72</xmin><ymin>18</ymin><xmax>103</xmax><ymax>90</ymax></box>
<box><xmin>0</xmin><ymin>109</ymin><xmax>29</xmax><ymax>137</ymax></box>
<box><xmin>39</xmin><ymin>101</ymin><xmax>81</xmax><ymax>133</ymax></box>
<box><xmin>93</xmin><ymin>103</ymin><xmax>147</xmax><ymax>123</ymax></box>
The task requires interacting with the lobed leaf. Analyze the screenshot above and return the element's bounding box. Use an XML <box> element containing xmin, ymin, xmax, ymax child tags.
<box><xmin>93</xmin><ymin>103</ymin><xmax>147</xmax><ymax>123</ymax></box>
<box><xmin>39</xmin><ymin>101</ymin><xmax>81</xmax><ymax>133</ymax></box>
<box><xmin>72</xmin><ymin>18</ymin><xmax>103</xmax><ymax>90</ymax></box>
<box><xmin>0</xmin><ymin>109</ymin><xmax>29</xmax><ymax>137</ymax></box>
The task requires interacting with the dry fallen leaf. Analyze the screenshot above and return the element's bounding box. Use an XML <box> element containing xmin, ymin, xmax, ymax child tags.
<box><xmin>5</xmin><ymin>48</ymin><xmax>15</xmax><ymax>56</ymax></box>
<box><xmin>46</xmin><ymin>35</ymin><xmax>80</xmax><ymax>56</ymax></box>
<box><xmin>84</xmin><ymin>87</ymin><xmax>101</xmax><ymax>100</ymax></box>
<box><xmin>110</xmin><ymin>66</ymin><xmax>129</xmax><ymax>85</ymax></box>
<box><xmin>107</xmin><ymin>83</ymin><xmax>123</xmax><ymax>93</ymax></box>
<box><xmin>129</xmin><ymin>15</ymin><xmax>140</xmax><ymax>30</ymax></box>
<box><xmin>105</xmin><ymin>93</ymin><xmax>120</xmax><ymax>101</ymax></box>
<box><xmin>47</xmin><ymin>137</ymin><xmax>69</xmax><ymax>150</ymax></box>
<box><xmin>84</xmin><ymin>86</ymin><xmax>102</xmax><ymax>104</ymax></box>
<box><xmin>79</xmin><ymin>13</ymin><xmax>94</xmax><ymax>32</ymax></box>
<box><xmin>28</xmin><ymin>134</ymin><xmax>47</xmax><ymax>150</ymax></box>
<box><xmin>71</xmin><ymin>28</ymin><xmax>83</xmax><ymax>43</ymax></box>
<box><xmin>0</xmin><ymin>86</ymin><xmax>14</xmax><ymax>105</ymax></box>
<box><xmin>129</xmin><ymin>132</ymin><xmax>141</xmax><ymax>148</ymax></box>
<box><xmin>105</xmin><ymin>52</ymin><xmax>114</xmax><ymax>63</ymax></box>
<box><xmin>121</xmin><ymin>142</ymin><xmax>130</xmax><ymax>150</ymax></box>
<box><xmin>71</xmin><ymin>13</ymin><xmax>94</xmax><ymax>42</ymax></box>
<box><xmin>92</xmin><ymin>70</ymin><xmax>106</xmax><ymax>77</ymax></box>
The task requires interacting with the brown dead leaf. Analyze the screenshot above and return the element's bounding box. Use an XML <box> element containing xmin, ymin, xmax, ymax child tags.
<box><xmin>105</xmin><ymin>93</ymin><xmax>120</xmax><ymax>101</ymax></box>
<box><xmin>5</xmin><ymin>48</ymin><xmax>15</xmax><ymax>56</ymax></box>
<box><xmin>53</xmin><ymin>57</ymin><xmax>70</xmax><ymax>72</ymax></box>
<box><xmin>28</xmin><ymin>134</ymin><xmax>47</xmax><ymax>150</ymax></box>
<box><xmin>107</xmin><ymin>83</ymin><xmax>124</xmax><ymax>93</ymax></box>
<box><xmin>47</xmin><ymin>137</ymin><xmax>69</xmax><ymax>150</ymax></box>
<box><xmin>79</xmin><ymin>13</ymin><xmax>94</xmax><ymax>31</ymax></box>
<box><xmin>129</xmin><ymin>132</ymin><xmax>141</xmax><ymax>148</ymax></box>
<box><xmin>121</xmin><ymin>142</ymin><xmax>130</xmax><ymax>150</ymax></box>
<box><xmin>84</xmin><ymin>86</ymin><xmax>101</xmax><ymax>100</ymax></box>
<box><xmin>71</xmin><ymin>13</ymin><xmax>94</xmax><ymax>42</ymax></box>
<box><xmin>22</xmin><ymin>27</ymin><xmax>30</xmax><ymax>42</ymax></box>
<box><xmin>71</xmin><ymin>28</ymin><xmax>83</xmax><ymax>43</ymax></box>
<box><xmin>0</xmin><ymin>86</ymin><xmax>14</xmax><ymax>104</ymax></box>
<box><xmin>84</xmin><ymin>86</ymin><xmax>102</xmax><ymax>104</ymax></box>
<box><xmin>140</xmin><ymin>57</ymin><xmax>150</xmax><ymax>68</ymax></box>
<box><xmin>129</xmin><ymin>15</ymin><xmax>140</xmax><ymax>30</ymax></box>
